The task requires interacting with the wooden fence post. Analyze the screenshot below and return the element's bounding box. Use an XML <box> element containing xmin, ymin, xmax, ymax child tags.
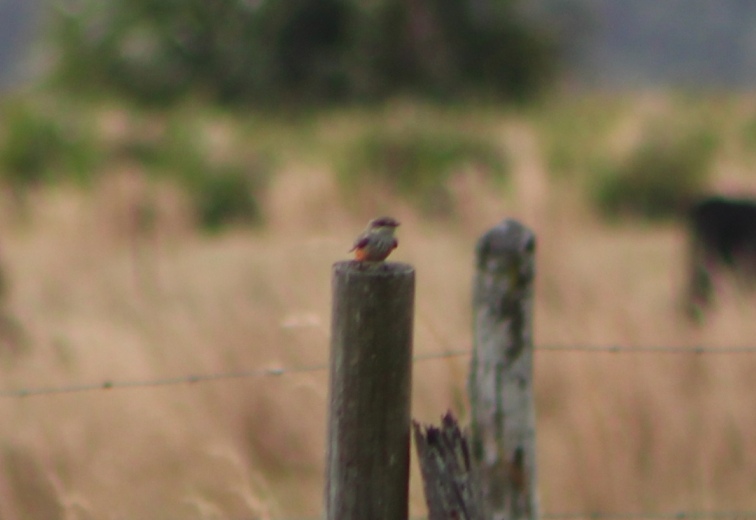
<box><xmin>325</xmin><ymin>260</ymin><xmax>416</xmax><ymax>520</ymax></box>
<box><xmin>469</xmin><ymin>219</ymin><xmax>539</xmax><ymax>520</ymax></box>
<box><xmin>413</xmin><ymin>412</ymin><xmax>486</xmax><ymax>520</ymax></box>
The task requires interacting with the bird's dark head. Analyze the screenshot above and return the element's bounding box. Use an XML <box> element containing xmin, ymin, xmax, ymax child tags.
<box><xmin>368</xmin><ymin>216</ymin><xmax>400</xmax><ymax>229</ymax></box>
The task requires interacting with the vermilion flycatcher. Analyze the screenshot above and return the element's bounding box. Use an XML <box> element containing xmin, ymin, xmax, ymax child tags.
<box><xmin>350</xmin><ymin>216</ymin><xmax>400</xmax><ymax>261</ymax></box>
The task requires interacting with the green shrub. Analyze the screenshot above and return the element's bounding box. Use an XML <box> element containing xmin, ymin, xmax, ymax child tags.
<box><xmin>532</xmin><ymin>97</ymin><xmax>627</xmax><ymax>180</ymax></box>
<box><xmin>0</xmin><ymin>100</ymin><xmax>101</xmax><ymax>187</ymax></box>
<box><xmin>0</xmin><ymin>95</ymin><xmax>268</xmax><ymax>232</ymax></box>
<box><xmin>740</xmin><ymin>116</ymin><xmax>756</xmax><ymax>159</ymax></box>
<box><xmin>591</xmin><ymin>129</ymin><xmax>717</xmax><ymax>220</ymax></box>
<box><xmin>192</xmin><ymin>166</ymin><xmax>263</xmax><ymax>232</ymax></box>
<box><xmin>118</xmin><ymin>112</ymin><xmax>268</xmax><ymax>231</ymax></box>
<box><xmin>340</xmin><ymin>124</ymin><xmax>506</xmax><ymax>215</ymax></box>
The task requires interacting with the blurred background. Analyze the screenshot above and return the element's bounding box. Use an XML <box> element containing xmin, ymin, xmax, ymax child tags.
<box><xmin>1</xmin><ymin>0</ymin><xmax>756</xmax><ymax>518</ymax></box>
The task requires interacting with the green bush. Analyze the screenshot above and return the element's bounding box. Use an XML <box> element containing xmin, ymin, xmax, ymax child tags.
<box><xmin>192</xmin><ymin>167</ymin><xmax>263</xmax><ymax>232</ymax></box>
<box><xmin>341</xmin><ymin>124</ymin><xmax>507</xmax><ymax>215</ymax></box>
<box><xmin>740</xmin><ymin>116</ymin><xmax>756</xmax><ymax>159</ymax></box>
<box><xmin>532</xmin><ymin>97</ymin><xmax>627</xmax><ymax>180</ymax></box>
<box><xmin>591</xmin><ymin>129</ymin><xmax>717</xmax><ymax>220</ymax></box>
<box><xmin>0</xmin><ymin>100</ymin><xmax>101</xmax><ymax>187</ymax></box>
<box><xmin>116</xmin><ymin>112</ymin><xmax>268</xmax><ymax>231</ymax></box>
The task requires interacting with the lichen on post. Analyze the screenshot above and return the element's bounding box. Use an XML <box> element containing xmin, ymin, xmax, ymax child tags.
<box><xmin>469</xmin><ymin>219</ymin><xmax>539</xmax><ymax>520</ymax></box>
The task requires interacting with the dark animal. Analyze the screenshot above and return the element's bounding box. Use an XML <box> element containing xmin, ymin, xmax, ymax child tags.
<box><xmin>686</xmin><ymin>195</ymin><xmax>756</xmax><ymax>319</ymax></box>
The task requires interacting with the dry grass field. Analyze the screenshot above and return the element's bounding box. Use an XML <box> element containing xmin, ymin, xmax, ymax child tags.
<box><xmin>0</xmin><ymin>95</ymin><xmax>756</xmax><ymax>519</ymax></box>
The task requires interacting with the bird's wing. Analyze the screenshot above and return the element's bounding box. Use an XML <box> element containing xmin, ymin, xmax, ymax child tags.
<box><xmin>350</xmin><ymin>234</ymin><xmax>370</xmax><ymax>252</ymax></box>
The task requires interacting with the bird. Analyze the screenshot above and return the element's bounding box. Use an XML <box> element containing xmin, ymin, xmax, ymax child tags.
<box><xmin>350</xmin><ymin>216</ymin><xmax>400</xmax><ymax>262</ymax></box>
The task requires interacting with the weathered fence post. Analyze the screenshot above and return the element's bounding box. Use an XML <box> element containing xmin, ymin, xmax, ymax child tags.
<box><xmin>325</xmin><ymin>260</ymin><xmax>415</xmax><ymax>520</ymax></box>
<box><xmin>469</xmin><ymin>219</ymin><xmax>539</xmax><ymax>520</ymax></box>
<box><xmin>413</xmin><ymin>412</ymin><xmax>487</xmax><ymax>520</ymax></box>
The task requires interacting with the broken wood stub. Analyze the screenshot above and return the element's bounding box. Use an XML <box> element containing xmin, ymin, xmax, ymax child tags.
<box><xmin>413</xmin><ymin>412</ymin><xmax>486</xmax><ymax>520</ymax></box>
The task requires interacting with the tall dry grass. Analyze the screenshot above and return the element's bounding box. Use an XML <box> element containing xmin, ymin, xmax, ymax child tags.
<box><xmin>0</xmin><ymin>96</ymin><xmax>756</xmax><ymax>519</ymax></box>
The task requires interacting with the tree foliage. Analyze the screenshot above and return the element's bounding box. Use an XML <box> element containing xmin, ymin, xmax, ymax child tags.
<box><xmin>49</xmin><ymin>0</ymin><xmax>561</xmax><ymax>106</ymax></box>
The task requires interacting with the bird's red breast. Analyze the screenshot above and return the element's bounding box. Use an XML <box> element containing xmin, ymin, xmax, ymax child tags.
<box><xmin>352</xmin><ymin>238</ymin><xmax>397</xmax><ymax>261</ymax></box>
<box><xmin>353</xmin><ymin>247</ymin><xmax>370</xmax><ymax>261</ymax></box>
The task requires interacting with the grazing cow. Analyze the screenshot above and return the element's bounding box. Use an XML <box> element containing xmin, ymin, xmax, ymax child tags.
<box><xmin>686</xmin><ymin>195</ymin><xmax>756</xmax><ymax>319</ymax></box>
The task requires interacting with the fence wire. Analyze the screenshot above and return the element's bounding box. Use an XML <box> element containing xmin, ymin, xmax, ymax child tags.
<box><xmin>3</xmin><ymin>344</ymin><xmax>756</xmax><ymax>398</ymax></box>
<box><xmin>5</xmin><ymin>345</ymin><xmax>756</xmax><ymax>519</ymax></box>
